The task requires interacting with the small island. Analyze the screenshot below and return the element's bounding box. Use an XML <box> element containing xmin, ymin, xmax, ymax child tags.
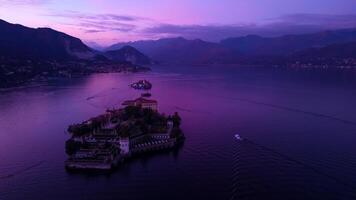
<box><xmin>130</xmin><ymin>80</ymin><xmax>152</xmax><ymax>90</ymax></box>
<box><xmin>65</xmin><ymin>97</ymin><xmax>184</xmax><ymax>170</ymax></box>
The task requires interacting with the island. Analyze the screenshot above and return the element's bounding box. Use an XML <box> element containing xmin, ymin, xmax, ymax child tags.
<box><xmin>65</xmin><ymin>97</ymin><xmax>184</xmax><ymax>170</ymax></box>
<box><xmin>130</xmin><ymin>80</ymin><xmax>152</xmax><ymax>90</ymax></box>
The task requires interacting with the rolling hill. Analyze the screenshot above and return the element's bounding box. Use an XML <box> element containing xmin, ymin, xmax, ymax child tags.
<box><xmin>104</xmin><ymin>46</ymin><xmax>152</xmax><ymax>65</ymax></box>
<box><xmin>0</xmin><ymin>19</ymin><xmax>95</xmax><ymax>60</ymax></box>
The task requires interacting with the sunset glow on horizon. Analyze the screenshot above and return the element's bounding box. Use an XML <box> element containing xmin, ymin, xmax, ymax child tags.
<box><xmin>1</xmin><ymin>0</ymin><xmax>356</xmax><ymax>46</ymax></box>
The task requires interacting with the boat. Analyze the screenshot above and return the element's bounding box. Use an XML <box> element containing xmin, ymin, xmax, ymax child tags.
<box><xmin>235</xmin><ymin>134</ymin><xmax>242</xmax><ymax>141</ymax></box>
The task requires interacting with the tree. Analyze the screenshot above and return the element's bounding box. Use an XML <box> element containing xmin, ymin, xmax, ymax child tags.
<box><xmin>172</xmin><ymin>112</ymin><xmax>181</xmax><ymax>127</ymax></box>
<box><xmin>65</xmin><ymin>139</ymin><xmax>81</xmax><ymax>155</ymax></box>
<box><xmin>118</xmin><ymin>124</ymin><xmax>130</xmax><ymax>138</ymax></box>
<box><xmin>67</xmin><ymin>124</ymin><xmax>91</xmax><ymax>137</ymax></box>
<box><xmin>124</xmin><ymin>106</ymin><xmax>142</xmax><ymax>119</ymax></box>
<box><xmin>170</xmin><ymin>127</ymin><xmax>183</xmax><ymax>139</ymax></box>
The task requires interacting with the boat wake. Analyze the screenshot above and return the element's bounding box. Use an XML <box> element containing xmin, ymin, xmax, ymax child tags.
<box><xmin>230</xmin><ymin>138</ymin><xmax>356</xmax><ymax>199</ymax></box>
<box><xmin>174</xmin><ymin>106</ymin><xmax>211</xmax><ymax>114</ymax></box>
<box><xmin>86</xmin><ymin>88</ymin><xmax>119</xmax><ymax>101</ymax></box>
<box><xmin>218</xmin><ymin>95</ymin><xmax>356</xmax><ymax>126</ymax></box>
<box><xmin>0</xmin><ymin>161</ymin><xmax>44</xmax><ymax>180</ymax></box>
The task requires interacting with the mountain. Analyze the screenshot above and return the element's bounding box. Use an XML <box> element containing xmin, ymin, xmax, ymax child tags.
<box><xmin>0</xmin><ymin>19</ymin><xmax>149</xmax><ymax>88</ymax></box>
<box><xmin>295</xmin><ymin>42</ymin><xmax>356</xmax><ymax>59</ymax></box>
<box><xmin>285</xmin><ymin>41</ymin><xmax>356</xmax><ymax>66</ymax></box>
<box><xmin>220</xmin><ymin>29</ymin><xmax>356</xmax><ymax>56</ymax></box>
<box><xmin>106</xmin><ymin>37</ymin><xmax>238</xmax><ymax>64</ymax></box>
<box><xmin>0</xmin><ymin>19</ymin><xmax>95</xmax><ymax>60</ymax></box>
<box><xmin>106</xmin><ymin>29</ymin><xmax>356</xmax><ymax>65</ymax></box>
<box><xmin>85</xmin><ymin>41</ymin><xmax>105</xmax><ymax>51</ymax></box>
<box><xmin>104</xmin><ymin>46</ymin><xmax>152</xmax><ymax>65</ymax></box>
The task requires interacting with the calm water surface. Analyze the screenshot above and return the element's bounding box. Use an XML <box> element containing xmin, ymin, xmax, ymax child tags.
<box><xmin>1</xmin><ymin>65</ymin><xmax>356</xmax><ymax>199</ymax></box>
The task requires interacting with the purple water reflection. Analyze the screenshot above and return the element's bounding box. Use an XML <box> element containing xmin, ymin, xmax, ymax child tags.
<box><xmin>1</xmin><ymin>66</ymin><xmax>356</xmax><ymax>199</ymax></box>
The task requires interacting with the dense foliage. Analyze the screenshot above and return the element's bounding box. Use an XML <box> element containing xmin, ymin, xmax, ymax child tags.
<box><xmin>67</xmin><ymin>124</ymin><xmax>92</xmax><ymax>137</ymax></box>
<box><xmin>171</xmin><ymin>112</ymin><xmax>181</xmax><ymax>127</ymax></box>
<box><xmin>170</xmin><ymin>127</ymin><xmax>184</xmax><ymax>139</ymax></box>
<box><xmin>118</xmin><ymin>106</ymin><xmax>168</xmax><ymax>136</ymax></box>
<box><xmin>68</xmin><ymin>106</ymin><xmax>175</xmax><ymax>138</ymax></box>
<box><xmin>65</xmin><ymin>139</ymin><xmax>82</xmax><ymax>155</ymax></box>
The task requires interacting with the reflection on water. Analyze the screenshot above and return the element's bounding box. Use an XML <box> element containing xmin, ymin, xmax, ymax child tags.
<box><xmin>1</xmin><ymin>65</ymin><xmax>356</xmax><ymax>199</ymax></box>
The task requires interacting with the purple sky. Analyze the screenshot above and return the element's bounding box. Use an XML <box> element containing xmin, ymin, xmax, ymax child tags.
<box><xmin>1</xmin><ymin>0</ymin><xmax>356</xmax><ymax>46</ymax></box>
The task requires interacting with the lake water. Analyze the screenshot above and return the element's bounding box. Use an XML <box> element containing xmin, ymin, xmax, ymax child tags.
<box><xmin>1</xmin><ymin>65</ymin><xmax>356</xmax><ymax>200</ymax></box>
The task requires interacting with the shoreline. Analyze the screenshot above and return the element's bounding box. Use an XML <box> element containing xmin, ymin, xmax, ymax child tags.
<box><xmin>0</xmin><ymin>67</ymin><xmax>151</xmax><ymax>92</ymax></box>
<box><xmin>65</xmin><ymin>137</ymin><xmax>185</xmax><ymax>171</ymax></box>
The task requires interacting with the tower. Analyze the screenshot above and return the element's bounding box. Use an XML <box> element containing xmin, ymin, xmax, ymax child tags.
<box><xmin>119</xmin><ymin>137</ymin><xmax>130</xmax><ymax>155</ymax></box>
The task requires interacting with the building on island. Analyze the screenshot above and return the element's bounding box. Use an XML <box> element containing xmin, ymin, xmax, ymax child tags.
<box><xmin>122</xmin><ymin>97</ymin><xmax>158</xmax><ymax>110</ymax></box>
<box><xmin>119</xmin><ymin>137</ymin><xmax>130</xmax><ymax>155</ymax></box>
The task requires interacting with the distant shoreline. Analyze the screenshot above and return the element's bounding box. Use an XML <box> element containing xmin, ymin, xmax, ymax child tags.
<box><xmin>0</xmin><ymin>66</ymin><xmax>151</xmax><ymax>90</ymax></box>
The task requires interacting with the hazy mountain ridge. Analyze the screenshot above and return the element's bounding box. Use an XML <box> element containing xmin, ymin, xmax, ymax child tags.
<box><xmin>1</xmin><ymin>16</ymin><xmax>356</xmax><ymax>87</ymax></box>
<box><xmin>294</xmin><ymin>41</ymin><xmax>356</xmax><ymax>59</ymax></box>
<box><xmin>104</xmin><ymin>46</ymin><xmax>152</xmax><ymax>65</ymax></box>
<box><xmin>106</xmin><ymin>29</ymin><xmax>356</xmax><ymax>65</ymax></box>
<box><xmin>107</xmin><ymin>37</ymin><xmax>239</xmax><ymax>64</ymax></box>
<box><xmin>220</xmin><ymin>29</ymin><xmax>356</xmax><ymax>56</ymax></box>
<box><xmin>283</xmin><ymin>41</ymin><xmax>356</xmax><ymax>66</ymax></box>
